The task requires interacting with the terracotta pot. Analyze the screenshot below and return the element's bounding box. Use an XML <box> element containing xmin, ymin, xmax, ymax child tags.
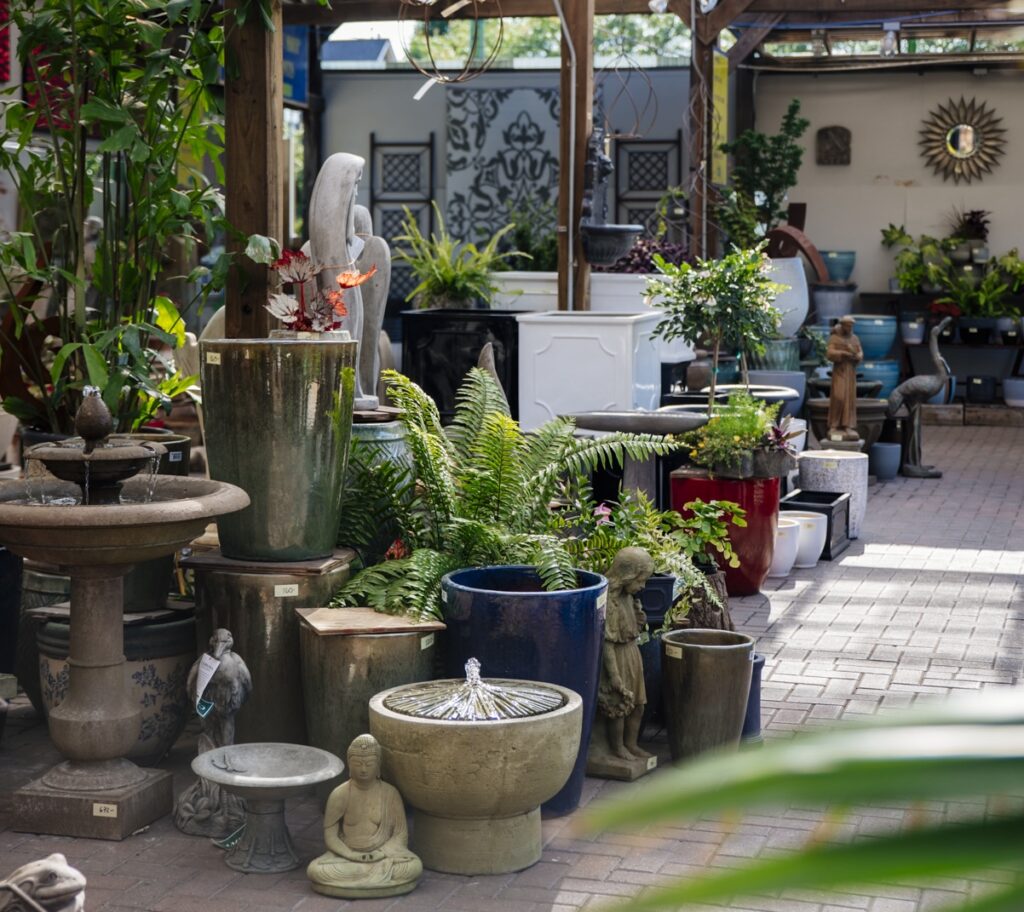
<box><xmin>671</xmin><ymin>470</ymin><xmax>780</xmax><ymax>596</ymax></box>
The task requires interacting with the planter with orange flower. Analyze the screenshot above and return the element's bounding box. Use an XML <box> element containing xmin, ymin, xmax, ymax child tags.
<box><xmin>200</xmin><ymin>243</ymin><xmax>377</xmax><ymax>561</ymax></box>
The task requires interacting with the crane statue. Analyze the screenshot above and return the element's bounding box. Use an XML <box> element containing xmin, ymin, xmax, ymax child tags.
<box><xmin>174</xmin><ymin>629</ymin><xmax>252</xmax><ymax>838</ymax></box>
<box><xmin>885</xmin><ymin>316</ymin><xmax>952</xmax><ymax>479</ymax></box>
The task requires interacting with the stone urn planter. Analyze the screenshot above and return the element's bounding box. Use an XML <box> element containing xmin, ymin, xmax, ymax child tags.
<box><xmin>370</xmin><ymin>669</ymin><xmax>582</xmax><ymax>875</ymax></box>
<box><xmin>440</xmin><ymin>565</ymin><xmax>606</xmax><ymax>816</ymax></box>
<box><xmin>807</xmin><ymin>398</ymin><xmax>888</xmax><ymax>453</ymax></box>
<box><xmin>661</xmin><ymin>628</ymin><xmax>755</xmax><ymax>762</ymax></box>
<box><xmin>201</xmin><ymin>336</ymin><xmax>357</xmax><ymax>561</ymax></box>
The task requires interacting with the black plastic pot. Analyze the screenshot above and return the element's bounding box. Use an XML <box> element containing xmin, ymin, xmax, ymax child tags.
<box><xmin>966</xmin><ymin>375</ymin><xmax>997</xmax><ymax>404</ymax></box>
<box><xmin>959</xmin><ymin>318</ymin><xmax>996</xmax><ymax>345</ymax></box>
<box><xmin>638</xmin><ymin>573</ymin><xmax>676</xmax><ymax>734</ymax></box>
<box><xmin>0</xmin><ymin>548</ymin><xmax>22</xmax><ymax>674</ymax></box>
<box><xmin>780</xmin><ymin>489</ymin><xmax>851</xmax><ymax>560</ymax></box>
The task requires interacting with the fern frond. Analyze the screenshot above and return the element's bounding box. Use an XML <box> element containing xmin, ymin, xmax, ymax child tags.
<box><xmin>460</xmin><ymin>413</ymin><xmax>528</xmax><ymax>526</ymax></box>
<box><xmin>447</xmin><ymin>367</ymin><xmax>511</xmax><ymax>461</ymax></box>
<box><xmin>332</xmin><ymin>548</ymin><xmax>459</xmax><ymax>621</ymax></box>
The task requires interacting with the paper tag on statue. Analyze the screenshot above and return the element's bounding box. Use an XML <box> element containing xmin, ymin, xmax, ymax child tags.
<box><xmin>195</xmin><ymin>653</ymin><xmax>221</xmax><ymax>711</ymax></box>
<box><xmin>196</xmin><ymin>697</ymin><xmax>215</xmax><ymax>718</ymax></box>
<box><xmin>348</xmin><ymin>236</ymin><xmax>366</xmax><ymax>262</ymax></box>
<box><xmin>646</xmin><ymin>756</ymin><xmax>658</xmax><ymax>771</ymax></box>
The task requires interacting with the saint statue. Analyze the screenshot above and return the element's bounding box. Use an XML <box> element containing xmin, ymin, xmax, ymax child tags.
<box><xmin>588</xmin><ymin>547</ymin><xmax>656</xmax><ymax>778</ymax></box>
<box><xmin>826</xmin><ymin>316</ymin><xmax>863</xmax><ymax>442</ymax></box>
<box><xmin>307</xmin><ymin>734</ymin><xmax>422</xmax><ymax>899</ymax></box>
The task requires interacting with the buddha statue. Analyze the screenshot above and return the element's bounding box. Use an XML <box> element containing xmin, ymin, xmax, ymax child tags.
<box><xmin>306</xmin><ymin>734</ymin><xmax>422</xmax><ymax>898</ymax></box>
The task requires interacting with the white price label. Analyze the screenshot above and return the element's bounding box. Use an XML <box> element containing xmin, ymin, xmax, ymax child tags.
<box><xmin>665</xmin><ymin>644</ymin><xmax>683</xmax><ymax>660</ymax></box>
<box><xmin>646</xmin><ymin>756</ymin><xmax>658</xmax><ymax>771</ymax></box>
<box><xmin>420</xmin><ymin>633</ymin><xmax>435</xmax><ymax>650</ymax></box>
<box><xmin>823</xmin><ymin>460</ymin><xmax>839</xmax><ymax>470</ymax></box>
<box><xmin>274</xmin><ymin>584</ymin><xmax>299</xmax><ymax>598</ymax></box>
<box><xmin>441</xmin><ymin>589</ymin><xmax>448</xmax><ymax>604</ymax></box>
<box><xmin>169</xmin><ymin>451</ymin><xmax>183</xmax><ymax>463</ymax></box>
<box><xmin>195</xmin><ymin>653</ymin><xmax>221</xmax><ymax>710</ymax></box>
<box><xmin>93</xmin><ymin>803</ymin><xmax>118</xmax><ymax>818</ymax></box>
<box><xmin>596</xmin><ymin>591</ymin><xmax>608</xmax><ymax>611</ymax></box>
<box><xmin>206</xmin><ymin>352</ymin><xmax>221</xmax><ymax>365</ymax></box>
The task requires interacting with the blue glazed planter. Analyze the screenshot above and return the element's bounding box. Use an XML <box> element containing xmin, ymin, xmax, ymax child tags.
<box><xmin>853</xmin><ymin>315</ymin><xmax>897</xmax><ymax>359</ymax></box>
<box><xmin>441</xmin><ymin>565</ymin><xmax>608</xmax><ymax>816</ymax></box>
<box><xmin>859</xmin><ymin>360</ymin><xmax>901</xmax><ymax>399</ymax></box>
<box><xmin>820</xmin><ymin>250</ymin><xmax>856</xmax><ymax>283</ymax></box>
<box><xmin>741</xmin><ymin>653</ymin><xmax>766</xmax><ymax>744</ymax></box>
<box><xmin>869</xmin><ymin>442</ymin><xmax>901</xmax><ymax>481</ymax></box>
<box><xmin>928</xmin><ymin>376</ymin><xmax>956</xmax><ymax>405</ymax></box>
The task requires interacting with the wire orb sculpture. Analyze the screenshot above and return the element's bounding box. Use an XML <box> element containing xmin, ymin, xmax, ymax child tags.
<box><xmin>595</xmin><ymin>44</ymin><xmax>658</xmax><ymax>140</ymax></box>
<box><xmin>919</xmin><ymin>97</ymin><xmax>1006</xmax><ymax>185</ymax></box>
<box><xmin>398</xmin><ymin>0</ymin><xmax>505</xmax><ymax>86</ymax></box>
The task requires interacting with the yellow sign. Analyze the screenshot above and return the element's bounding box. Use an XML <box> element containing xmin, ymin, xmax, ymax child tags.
<box><xmin>711</xmin><ymin>50</ymin><xmax>729</xmax><ymax>186</ymax></box>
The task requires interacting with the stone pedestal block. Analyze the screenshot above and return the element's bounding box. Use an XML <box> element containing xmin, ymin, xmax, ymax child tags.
<box><xmin>798</xmin><ymin>450</ymin><xmax>869</xmax><ymax>539</ymax></box>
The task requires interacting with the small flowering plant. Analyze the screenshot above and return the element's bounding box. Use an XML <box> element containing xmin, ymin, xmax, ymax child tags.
<box><xmin>246</xmin><ymin>236</ymin><xmax>376</xmax><ymax>333</ymax></box>
<box><xmin>681</xmin><ymin>389</ymin><xmax>777</xmax><ymax>474</ymax></box>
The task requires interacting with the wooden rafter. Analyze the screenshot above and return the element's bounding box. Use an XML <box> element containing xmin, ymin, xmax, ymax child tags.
<box><xmin>726</xmin><ymin>12</ymin><xmax>783</xmax><ymax>71</ymax></box>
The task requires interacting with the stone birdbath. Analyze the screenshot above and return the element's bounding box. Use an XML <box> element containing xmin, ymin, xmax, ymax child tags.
<box><xmin>192</xmin><ymin>742</ymin><xmax>344</xmax><ymax>873</ymax></box>
<box><xmin>369</xmin><ymin>660</ymin><xmax>582</xmax><ymax>875</ymax></box>
<box><xmin>0</xmin><ymin>389</ymin><xmax>250</xmax><ymax>839</ymax></box>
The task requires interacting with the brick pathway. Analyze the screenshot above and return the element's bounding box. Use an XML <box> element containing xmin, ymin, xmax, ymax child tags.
<box><xmin>3</xmin><ymin>426</ymin><xmax>1023</xmax><ymax>912</ymax></box>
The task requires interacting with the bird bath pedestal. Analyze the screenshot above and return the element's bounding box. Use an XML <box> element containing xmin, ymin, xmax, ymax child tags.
<box><xmin>192</xmin><ymin>743</ymin><xmax>344</xmax><ymax>873</ymax></box>
<box><xmin>0</xmin><ymin>476</ymin><xmax>249</xmax><ymax>839</ymax></box>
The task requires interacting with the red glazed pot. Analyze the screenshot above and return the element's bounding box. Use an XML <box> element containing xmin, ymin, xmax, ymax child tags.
<box><xmin>670</xmin><ymin>469</ymin><xmax>780</xmax><ymax>596</ymax></box>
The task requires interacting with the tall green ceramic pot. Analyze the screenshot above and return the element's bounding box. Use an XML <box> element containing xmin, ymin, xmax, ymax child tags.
<box><xmin>201</xmin><ymin>334</ymin><xmax>357</xmax><ymax>561</ymax></box>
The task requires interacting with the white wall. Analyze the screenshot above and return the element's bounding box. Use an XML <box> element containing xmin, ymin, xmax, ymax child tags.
<box><xmin>755</xmin><ymin>69</ymin><xmax>1024</xmax><ymax>292</ymax></box>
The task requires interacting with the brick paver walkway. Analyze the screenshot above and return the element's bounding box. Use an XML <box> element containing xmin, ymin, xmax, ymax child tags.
<box><xmin>3</xmin><ymin>426</ymin><xmax>1023</xmax><ymax>912</ymax></box>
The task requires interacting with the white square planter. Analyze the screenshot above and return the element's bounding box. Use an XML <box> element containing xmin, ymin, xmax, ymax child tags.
<box><xmin>589</xmin><ymin>273</ymin><xmax>694</xmax><ymax>364</ymax></box>
<box><xmin>516</xmin><ymin>311</ymin><xmax>661</xmax><ymax>430</ymax></box>
<box><xmin>490</xmin><ymin>271</ymin><xmax>558</xmax><ymax>312</ymax></box>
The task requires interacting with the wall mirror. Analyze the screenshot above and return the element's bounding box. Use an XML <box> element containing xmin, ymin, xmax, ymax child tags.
<box><xmin>919</xmin><ymin>97</ymin><xmax>1005</xmax><ymax>184</ymax></box>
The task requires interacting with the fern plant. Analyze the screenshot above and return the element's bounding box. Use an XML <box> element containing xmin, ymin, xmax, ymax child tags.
<box><xmin>394</xmin><ymin>203</ymin><xmax>521</xmax><ymax>308</ymax></box>
<box><xmin>333</xmin><ymin>368</ymin><xmax>677</xmax><ymax>621</ymax></box>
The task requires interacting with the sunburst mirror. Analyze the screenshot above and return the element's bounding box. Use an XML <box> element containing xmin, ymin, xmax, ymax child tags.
<box><xmin>919</xmin><ymin>97</ymin><xmax>1006</xmax><ymax>185</ymax></box>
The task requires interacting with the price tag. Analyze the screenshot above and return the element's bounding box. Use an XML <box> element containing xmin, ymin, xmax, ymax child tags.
<box><xmin>441</xmin><ymin>589</ymin><xmax>448</xmax><ymax>604</ymax></box>
<box><xmin>169</xmin><ymin>451</ymin><xmax>183</xmax><ymax>463</ymax></box>
<box><xmin>665</xmin><ymin>644</ymin><xmax>683</xmax><ymax>660</ymax></box>
<box><xmin>646</xmin><ymin>756</ymin><xmax>658</xmax><ymax>771</ymax></box>
<box><xmin>824</xmin><ymin>460</ymin><xmax>839</xmax><ymax>470</ymax></box>
<box><xmin>274</xmin><ymin>584</ymin><xmax>299</xmax><ymax>598</ymax></box>
<box><xmin>93</xmin><ymin>803</ymin><xmax>118</xmax><ymax>818</ymax></box>
<box><xmin>596</xmin><ymin>591</ymin><xmax>608</xmax><ymax>611</ymax></box>
<box><xmin>205</xmin><ymin>352</ymin><xmax>221</xmax><ymax>365</ymax></box>
<box><xmin>420</xmin><ymin>633</ymin><xmax>434</xmax><ymax>650</ymax></box>
<box><xmin>195</xmin><ymin>653</ymin><xmax>220</xmax><ymax>714</ymax></box>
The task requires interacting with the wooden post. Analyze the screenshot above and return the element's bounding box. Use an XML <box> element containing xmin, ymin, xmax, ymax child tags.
<box><xmin>557</xmin><ymin>0</ymin><xmax>594</xmax><ymax>311</ymax></box>
<box><xmin>224</xmin><ymin>0</ymin><xmax>283</xmax><ymax>339</ymax></box>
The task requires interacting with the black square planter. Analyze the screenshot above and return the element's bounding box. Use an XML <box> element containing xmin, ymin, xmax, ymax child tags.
<box><xmin>401</xmin><ymin>308</ymin><xmax>525</xmax><ymax>423</ymax></box>
<box><xmin>780</xmin><ymin>489</ymin><xmax>851</xmax><ymax>560</ymax></box>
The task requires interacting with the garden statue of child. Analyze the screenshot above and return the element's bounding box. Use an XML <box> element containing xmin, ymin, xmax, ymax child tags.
<box><xmin>587</xmin><ymin>546</ymin><xmax>658</xmax><ymax>781</ymax></box>
<box><xmin>826</xmin><ymin>315</ymin><xmax>863</xmax><ymax>442</ymax></box>
<box><xmin>307</xmin><ymin>734</ymin><xmax>422</xmax><ymax>898</ymax></box>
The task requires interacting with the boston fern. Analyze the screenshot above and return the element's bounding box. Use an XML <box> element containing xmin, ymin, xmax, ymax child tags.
<box><xmin>333</xmin><ymin>368</ymin><xmax>676</xmax><ymax>621</ymax></box>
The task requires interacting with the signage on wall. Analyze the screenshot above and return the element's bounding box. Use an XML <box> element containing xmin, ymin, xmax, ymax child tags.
<box><xmin>711</xmin><ymin>50</ymin><xmax>729</xmax><ymax>185</ymax></box>
<box><xmin>283</xmin><ymin>26</ymin><xmax>309</xmax><ymax>106</ymax></box>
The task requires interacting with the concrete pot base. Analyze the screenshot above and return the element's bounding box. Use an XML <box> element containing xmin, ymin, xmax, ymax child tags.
<box><xmin>413</xmin><ymin>809</ymin><xmax>541</xmax><ymax>875</ymax></box>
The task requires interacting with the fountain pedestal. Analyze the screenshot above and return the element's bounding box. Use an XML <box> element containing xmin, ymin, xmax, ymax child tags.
<box><xmin>14</xmin><ymin>563</ymin><xmax>173</xmax><ymax>839</ymax></box>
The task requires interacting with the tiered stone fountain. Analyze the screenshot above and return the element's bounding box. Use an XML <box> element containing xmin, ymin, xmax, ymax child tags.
<box><xmin>0</xmin><ymin>390</ymin><xmax>249</xmax><ymax>839</ymax></box>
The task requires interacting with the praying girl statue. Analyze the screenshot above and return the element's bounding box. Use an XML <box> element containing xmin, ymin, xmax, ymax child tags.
<box><xmin>307</xmin><ymin>734</ymin><xmax>422</xmax><ymax>898</ymax></box>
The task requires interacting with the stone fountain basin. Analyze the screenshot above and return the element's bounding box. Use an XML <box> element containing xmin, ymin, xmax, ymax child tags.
<box><xmin>192</xmin><ymin>742</ymin><xmax>344</xmax><ymax>801</ymax></box>
<box><xmin>569</xmin><ymin>410</ymin><xmax>708</xmax><ymax>435</ymax></box>
<box><xmin>369</xmin><ymin>681</ymin><xmax>582</xmax><ymax>819</ymax></box>
<box><xmin>806</xmin><ymin>398</ymin><xmax>889</xmax><ymax>453</ymax></box>
<box><xmin>0</xmin><ymin>476</ymin><xmax>249</xmax><ymax>565</ymax></box>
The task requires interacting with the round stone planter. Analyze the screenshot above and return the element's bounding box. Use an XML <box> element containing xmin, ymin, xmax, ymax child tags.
<box><xmin>440</xmin><ymin>566</ymin><xmax>606</xmax><ymax>816</ymax></box>
<box><xmin>370</xmin><ymin>680</ymin><xmax>583</xmax><ymax>875</ymax></box>
<box><xmin>201</xmin><ymin>337</ymin><xmax>357</xmax><ymax>561</ymax></box>
<box><xmin>806</xmin><ymin>398</ymin><xmax>888</xmax><ymax>453</ymax></box>
<box><xmin>37</xmin><ymin>613</ymin><xmax>196</xmax><ymax>765</ymax></box>
<box><xmin>798</xmin><ymin>450</ymin><xmax>869</xmax><ymax>539</ymax></box>
<box><xmin>661</xmin><ymin>628</ymin><xmax>755</xmax><ymax>762</ymax></box>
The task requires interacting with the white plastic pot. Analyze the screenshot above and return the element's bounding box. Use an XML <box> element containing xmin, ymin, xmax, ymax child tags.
<box><xmin>490</xmin><ymin>271</ymin><xmax>558</xmax><ymax>312</ymax></box>
<box><xmin>768</xmin><ymin>517</ymin><xmax>801</xmax><ymax>578</ymax></box>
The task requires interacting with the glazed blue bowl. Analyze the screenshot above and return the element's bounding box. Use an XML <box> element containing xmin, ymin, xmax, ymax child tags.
<box><xmin>853</xmin><ymin>315</ymin><xmax>897</xmax><ymax>359</ymax></box>
<box><xmin>821</xmin><ymin>251</ymin><xmax>856</xmax><ymax>283</ymax></box>
<box><xmin>859</xmin><ymin>360</ymin><xmax>901</xmax><ymax>399</ymax></box>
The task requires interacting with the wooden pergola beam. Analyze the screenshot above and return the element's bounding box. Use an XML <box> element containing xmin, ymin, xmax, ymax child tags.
<box><xmin>225</xmin><ymin>0</ymin><xmax>282</xmax><ymax>338</ymax></box>
<box><xmin>727</xmin><ymin>12</ymin><xmax>783</xmax><ymax>71</ymax></box>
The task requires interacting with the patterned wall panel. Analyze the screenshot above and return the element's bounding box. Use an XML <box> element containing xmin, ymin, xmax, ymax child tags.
<box><xmin>614</xmin><ymin>132</ymin><xmax>684</xmax><ymax>237</ymax></box>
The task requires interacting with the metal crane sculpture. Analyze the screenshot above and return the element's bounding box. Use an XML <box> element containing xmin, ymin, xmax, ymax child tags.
<box><xmin>885</xmin><ymin>316</ymin><xmax>952</xmax><ymax>478</ymax></box>
<box><xmin>173</xmin><ymin>629</ymin><xmax>252</xmax><ymax>838</ymax></box>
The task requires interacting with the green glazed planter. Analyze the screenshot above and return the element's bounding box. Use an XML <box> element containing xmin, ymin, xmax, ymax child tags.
<box><xmin>201</xmin><ymin>335</ymin><xmax>357</xmax><ymax>561</ymax></box>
